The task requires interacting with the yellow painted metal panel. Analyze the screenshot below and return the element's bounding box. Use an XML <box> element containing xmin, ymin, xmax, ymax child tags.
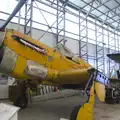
<box><xmin>12</xmin><ymin>55</ymin><xmax>28</xmax><ymax>79</ymax></box>
<box><xmin>95</xmin><ymin>81</ymin><xmax>105</xmax><ymax>102</ymax></box>
<box><xmin>2</xmin><ymin>29</ymin><xmax>92</xmax><ymax>85</ymax></box>
<box><xmin>76</xmin><ymin>82</ymin><xmax>95</xmax><ymax>120</ymax></box>
<box><xmin>44</xmin><ymin>68</ymin><xmax>90</xmax><ymax>85</ymax></box>
<box><xmin>58</xmin><ymin>69</ymin><xmax>90</xmax><ymax>84</ymax></box>
<box><xmin>4</xmin><ymin>30</ymin><xmax>48</xmax><ymax>66</ymax></box>
<box><xmin>3</xmin><ymin>29</ymin><xmax>91</xmax><ymax>72</ymax></box>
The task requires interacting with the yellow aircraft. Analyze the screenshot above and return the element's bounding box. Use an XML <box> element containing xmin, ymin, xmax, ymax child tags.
<box><xmin>0</xmin><ymin>28</ymin><xmax>109</xmax><ymax>120</ymax></box>
<box><xmin>0</xmin><ymin>0</ymin><xmax>109</xmax><ymax>120</ymax></box>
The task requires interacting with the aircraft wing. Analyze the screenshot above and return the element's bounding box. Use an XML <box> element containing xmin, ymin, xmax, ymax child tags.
<box><xmin>25</xmin><ymin>61</ymin><xmax>108</xmax><ymax>90</ymax></box>
<box><xmin>24</xmin><ymin>60</ymin><xmax>93</xmax><ymax>86</ymax></box>
<box><xmin>107</xmin><ymin>53</ymin><xmax>120</xmax><ymax>63</ymax></box>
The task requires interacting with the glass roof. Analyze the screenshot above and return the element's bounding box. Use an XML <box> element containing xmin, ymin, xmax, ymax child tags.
<box><xmin>62</xmin><ymin>0</ymin><xmax>120</xmax><ymax>32</ymax></box>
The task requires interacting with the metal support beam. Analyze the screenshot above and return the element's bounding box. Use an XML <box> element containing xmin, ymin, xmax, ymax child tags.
<box><xmin>0</xmin><ymin>0</ymin><xmax>27</xmax><ymax>30</ymax></box>
<box><xmin>56</xmin><ymin>0</ymin><xmax>68</xmax><ymax>45</ymax></box>
<box><xmin>24</xmin><ymin>0</ymin><xmax>33</xmax><ymax>36</ymax></box>
<box><xmin>95</xmin><ymin>19</ymin><xmax>105</xmax><ymax>73</ymax></box>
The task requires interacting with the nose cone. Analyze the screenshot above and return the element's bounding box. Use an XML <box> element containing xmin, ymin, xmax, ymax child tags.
<box><xmin>0</xmin><ymin>31</ymin><xmax>5</xmax><ymax>45</ymax></box>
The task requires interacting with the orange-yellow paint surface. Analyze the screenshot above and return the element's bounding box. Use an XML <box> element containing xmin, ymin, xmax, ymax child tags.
<box><xmin>95</xmin><ymin>81</ymin><xmax>105</xmax><ymax>102</ymax></box>
<box><xmin>76</xmin><ymin>82</ymin><xmax>106</xmax><ymax>120</ymax></box>
<box><xmin>3</xmin><ymin>29</ymin><xmax>91</xmax><ymax>85</ymax></box>
<box><xmin>76</xmin><ymin>82</ymin><xmax>95</xmax><ymax>120</ymax></box>
<box><xmin>12</xmin><ymin>55</ymin><xmax>28</xmax><ymax>79</ymax></box>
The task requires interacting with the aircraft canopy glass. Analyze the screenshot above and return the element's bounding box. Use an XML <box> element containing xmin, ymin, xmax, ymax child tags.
<box><xmin>55</xmin><ymin>43</ymin><xmax>80</xmax><ymax>64</ymax></box>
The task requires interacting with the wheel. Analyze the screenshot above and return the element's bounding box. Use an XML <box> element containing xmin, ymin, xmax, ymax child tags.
<box><xmin>13</xmin><ymin>94</ymin><xmax>28</xmax><ymax>109</ymax></box>
<box><xmin>70</xmin><ymin>105</ymin><xmax>82</xmax><ymax>120</ymax></box>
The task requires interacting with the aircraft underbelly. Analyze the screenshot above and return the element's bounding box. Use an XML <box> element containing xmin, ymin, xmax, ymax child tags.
<box><xmin>44</xmin><ymin>68</ymin><xmax>90</xmax><ymax>85</ymax></box>
<box><xmin>56</xmin><ymin>69</ymin><xmax>90</xmax><ymax>84</ymax></box>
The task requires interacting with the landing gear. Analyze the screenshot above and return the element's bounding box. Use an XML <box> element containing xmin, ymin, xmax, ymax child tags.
<box><xmin>13</xmin><ymin>94</ymin><xmax>28</xmax><ymax>109</ymax></box>
<box><xmin>70</xmin><ymin>70</ymin><xmax>108</xmax><ymax>120</ymax></box>
<box><xmin>70</xmin><ymin>105</ymin><xmax>82</xmax><ymax>120</ymax></box>
<box><xmin>9</xmin><ymin>81</ymin><xmax>30</xmax><ymax>109</ymax></box>
<box><xmin>70</xmin><ymin>76</ymin><xmax>95</xmax><ymax>120</ymax></box>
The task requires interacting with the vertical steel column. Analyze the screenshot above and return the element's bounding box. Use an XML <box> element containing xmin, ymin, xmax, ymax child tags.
<box><xmin>108</xmin><ymin>26</ymin><xmax>111</xmax><ymax>75</ymax></box>
<box><xmin>102</xmin><ymin>26</ymin><xmax>105</xmax><ymax>73</ymax></box>
<box><xmin>17</xmin><ymin>9</ymin><xmax>21</xmax><ymax>31</ymax></box>
<box><xmin>78</xmin><ymin>13</ymin><xmax>88</xmax><ymax>62</ymax></box>
<box><xmin>117</xmin><ymin>31</ymin><xmax>119</xmax><ymax>53</ymax></box>
<box><xmin>86</xmin><ymin>18</ymin><xmax>88</xmax><ymax>62</ymax></box>
<box><xmin>114</xmin><ymin>30</ymin><xmax>119</xmax><ymax>70</ymax></box>
<box><xmin>115</xmin><ymin>20</ymin><xmax>120</xmax><ymax>70</ymax></box>
<box><xmin>95</xmin><ymin>19</ymin><xmax>105</xmax><ymax>73</ymax></box>
<box><xmin>108</xmin><ymin>27</ymin><xmax>117</xmax><ymax>75</ymax></box>
<box><xmin>95</xmin><ymin>20</ymin><xmax>98</xmax><ymax>69</ymax></box>
<box><xmin>79</xmin><ymin>18</ymin><xmax>88</xmax><ymax>61</ymax></box>
<box><xmin>63</xmin><ymin>3</ymin><xmax>66</xmax><ymax>45</ymax></box>
<box><xmin>24</xmin><ymin>0</ymin><xmax>33</xmax><ymax>36</ymax></box>
<box><xmin>116</xmin><ymin>31</ymin><xmax>120</xmax><ymax>70</ymax></box>
<box><xmin>113</xmin><ymin>30</ymin><xmax>117</xmax><ymax>68</ymax></box>
<box><xmin>118</xmin><ymin>31</ymin><xmax>120</xmax><ymax>70</ymax></box>
<box><xmin>79</xmin><ymin>10</ymin><xmax>81</xmax><ymax>57</ymax></box>
<box><xmin>95</xmin><ymin>11</ymin><xmax>110</xmax><ymax>73</ymax></box>
<box><xmin>116</xmin><ymin>31</ymin><xmax>120</xmax><ymax>69</ymax></box>
<box><xmin>114</xmin><ymin>30</ymin><xmax>117</xmax><ymax>52</ymax></box>
<box><xmin>56</xmin><ymin>0</ymin><xmax>67</xmax><ymax>45</ymax></box>
<box><xmin>79</xmin><ymin>1</ymin><xmax>94</xmax><ymax>62</ymax></box>
<box><xmin>56</xmin><ymin>0</ymin><xmax>59</xmax><ymax>44</ymax></box>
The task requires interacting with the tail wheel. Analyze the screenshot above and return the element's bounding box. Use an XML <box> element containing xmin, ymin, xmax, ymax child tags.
<box><xmin>70</xmin><ymin>105</ymin><xmax>82</xmax><ymax>120</ymax></box>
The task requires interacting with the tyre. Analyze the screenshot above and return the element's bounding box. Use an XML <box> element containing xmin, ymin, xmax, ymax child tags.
<box><xmin>14</xmin><ymin>94</ymin><xmax>28</xmax><ymax>109</ymax></box>
<box><xmin>70</xmin><ymin>105</ymin><xmax>82</xmax><ymax>120</ymax></box>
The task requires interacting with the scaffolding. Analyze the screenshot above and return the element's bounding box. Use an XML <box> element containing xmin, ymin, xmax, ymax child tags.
<box><xmin>24</xmin><ymin>0</ymin><xmax>33</xmax><ymax>36</ymax></box>
<box><xmin>79</xmin><ymin>0</ymin><xmax>95</xmax><ymax>62</ymax></box>
<box><xmin>56</xmin><ymin>0</ymin><xmax>67</xmax><ymax>45</ymax></box>
<box><xmin>79</xmin><ymin>11</ymin><xmax>89</xmax><ymax>62</ymax></box>
<box><xmin>95</xmin><ymin>20</ymin><xmax>105</xmax><ymax>73</ymax></box>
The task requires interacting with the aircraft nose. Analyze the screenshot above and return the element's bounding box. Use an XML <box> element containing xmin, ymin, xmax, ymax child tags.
<box><xmin>0</xmin><ymin>31</ymin><xmax>5</xmax><ymax>45</ymax></box>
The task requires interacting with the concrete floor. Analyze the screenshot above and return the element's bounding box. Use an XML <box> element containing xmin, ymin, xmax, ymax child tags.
<box><xmin>94</xmin><ymin>103</ymin><xmax>120</xmax><ymax>120</ymax></box>
<box><xmin>16</xmin><ymin>96</ymin><xmax>120</xmax><ymax>120</ymax></box>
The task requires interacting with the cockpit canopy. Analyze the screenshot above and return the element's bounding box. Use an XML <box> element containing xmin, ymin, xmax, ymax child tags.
<box><xmin>55</xmin><ymin>43</ymin><xmax>80</xmax><ymax>64</ymax></box>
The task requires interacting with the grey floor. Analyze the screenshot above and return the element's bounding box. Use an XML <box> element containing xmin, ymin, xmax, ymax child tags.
<box><xmin>1</xmin><ymin>96</ymin><xmax>120</xmax><ymax>120</ymax></box>
<box><xmin>17</xmin><ymin>96</ymin><xmax>120</xmax><ymax>120</ymax></box>
<box><xmin>18</xmin><ymin>96</ymin><xmax>84</xmax><ymax>120</ymax></box>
